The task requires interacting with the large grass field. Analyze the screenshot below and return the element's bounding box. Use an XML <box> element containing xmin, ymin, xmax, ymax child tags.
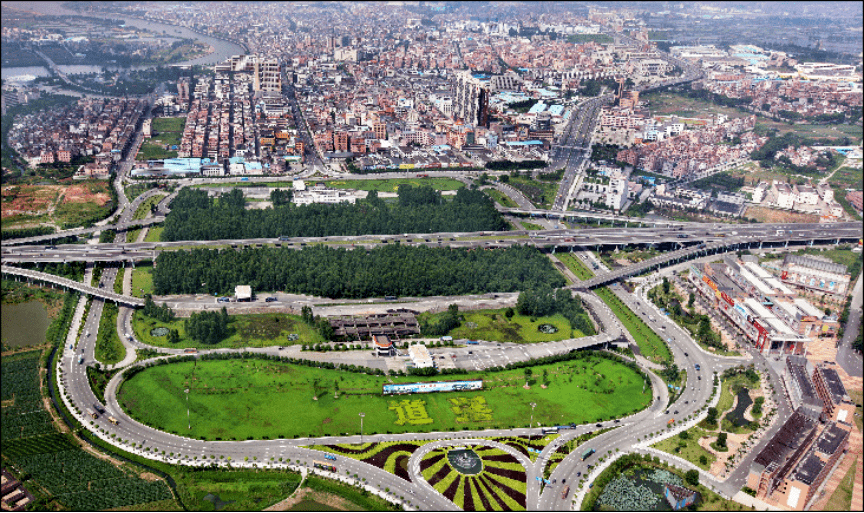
<box><xmin>594</xmin><ymin>287</ymin><xmax>672</xmax><ymax>366</ymax></box>
<box><xmin>117</xmin><ymin>354</ymin><xmax>652</xmax><ymax>440</ymax></box>
<box><xmin>418</xmin><ymin>308</ymin><xmax>584</xmax><ymax>343</ymax></box>
<box><xmin>323</xmin><ymin>177</ymin><xmax>465</xmax><ymax>192</ymax></box>
<box><xmin>131</xmin><ymin>310</ymin><xmax>325</xmax><ymax>350</ymax></box>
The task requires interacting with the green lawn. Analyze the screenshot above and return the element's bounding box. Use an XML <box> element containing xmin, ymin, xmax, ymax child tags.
<box><xmin>136</xmin><ymin>142</ymin><xmax>178</xmax><ymax>161</ymax></box>
<box><xmin>117</xmin><ymin>353</ymin><xmax>652</xmax><ymax>440</ymax></box>
<box><xmin>484</xmin><ymin>188</ymin><xmax>517</xmax><ymax>208</ymax></box>
<box><xmin>130</xmin><ymin>264</ymin><xmax>154</xmax><ymax>297</ymax></box>
<box><xmin>94</xmin><ymin>303</ymin><xmax>125</xmax><ymax>365</ymax></box>
<box><xmin>418</xmin><ymin>308</ymin><xmax>585</xmax><ymax>343</ymax></box>
<box><xmin>595</xmin><ymin>287</ymin><xmax>672</xmax><ymax>366</ymax></box>
<box><xmin>132</xmin><ymin>310</ymin><xmax>325</xmax><ymax>350</ymax></box>
<box><xmin>323</xmin><ymin>177</ymin><xmax>465</xmax><ymax>192</ymax></box>
<box><xmin>829</xmin><ymin>166</ymin><xmax>863</xmax><ymax>189</ymax></box>
<box><xmin>144</xmin><ymin>226</ymin><xmax>163</xmax><ymax>243</ymax></box>
<box><xmin>508</xmin><ymin>176</ymin><xmax>559</xmax><ymax>210</ymax></box>
<box><xmin>133</xmin><ymin>194</ymin><xmax>166</xmax><ymax>221</ymax></box>
<box><xmin>826</xmin><ymin>457</ymin><xmax>857</xmax><ymax>511</ymax></box>
<box><xmin>555</xmin><ymin>253</ymin><xmax>595</xmax><ymax>280</ymax></box>
<box><xmin>520</xmin><ymin>221</ymin><xmax>545</xmax><ymax>231</ymax></box>
<box><xmin>171</xmin><ymin>468</ymin><xmax>302</xmax><ymax>511</ymax></box>
<box><xmin>151</xmin><ymin>117</ymin><xmax>186</xmax><ymax>133</ymax></box>
<box><xmin>651</xmin><ymin>426</ymin><xmax>717</xmax><ymax>471</ymax></box>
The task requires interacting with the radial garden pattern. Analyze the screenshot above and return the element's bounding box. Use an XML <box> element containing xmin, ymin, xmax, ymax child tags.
<box><xmin>420</xmin><ymin>445</ymin><xmax>527</xmax><ymax>511</ymax></box>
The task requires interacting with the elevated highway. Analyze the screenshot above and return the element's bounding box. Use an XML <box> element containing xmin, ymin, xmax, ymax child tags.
<box><xmin>0</xmin><ymin>265</ymin><xmax>144</xmax><ymax>307</ymax></box>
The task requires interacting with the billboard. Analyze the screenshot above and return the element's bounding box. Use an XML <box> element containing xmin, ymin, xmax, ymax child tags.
<box><xmin>383</xmin><ymin>380</ymin><xmax>483</xmax><ymax>395</ymax></box>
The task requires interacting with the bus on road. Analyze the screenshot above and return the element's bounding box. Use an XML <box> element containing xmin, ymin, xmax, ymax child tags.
<box><xmin>542</xmin><ymin>427</ymin><xmax>558</xmax><ymax>434</ymax></box>
<box><xmin>582</xmin><ymin>448</ymin><xmax>595</xmax><ymax>460</ymax></box>
<box><xmin>313</xmin><ymin>460</ymin><xmax>336</xmax><ymax>472</ymax></box>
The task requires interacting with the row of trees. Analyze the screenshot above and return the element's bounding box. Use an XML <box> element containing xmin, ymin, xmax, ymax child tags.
<box><xmin>161</xmin><ymin>186</ymin><xmax>507</xmax><ymax>241</ymax></box>
<box><xmin>152</xmin><ymin>244</ymin><xmax>565</xmax><ymax>298</ymax></box>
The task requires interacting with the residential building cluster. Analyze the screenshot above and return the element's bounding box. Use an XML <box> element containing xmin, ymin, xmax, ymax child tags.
<box><xmin>7</xmin><ymin>97</ymin><xmax>146</xmax><ymax>178</ymax></box>
<box><xmin>752</xmin><ymin>180</ymin><xmax>844</xmax><ymax>220</ymax></box>
<box><xmin>649</xmin><ymin>183</ymin><xmax>746</xmax><ymax>218</ymax></box>
<box><xmin>699</xmin><ymin>75</ymin><xmax>862</xmax><ymax>121</ymax></box>
<box><xmin>616</xmin><ymin>115</ymin><xmax>764</xmax><ymax>179</ymax></box>
<box><xmin>687</xmin><ymin>253</ymin><xmax>845</xmax><ymax>355</ymax></box>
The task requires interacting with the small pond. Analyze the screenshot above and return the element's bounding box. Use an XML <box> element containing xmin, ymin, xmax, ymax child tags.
<box><xmin>150</xmin><ymin>327</ymin><xmax>170</xmax><ymax>337</ymax></box>
<box><xmin>726</xmin><ymin>387</ymin><xmax>753</xmax><ymax>427</ymax></box>
<box><xmin>1</xmin><ymin>301</ymin><xmax>49</xmax><ymax>348</ymax></box>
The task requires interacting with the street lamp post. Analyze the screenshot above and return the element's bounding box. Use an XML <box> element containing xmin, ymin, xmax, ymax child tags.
<box><xmin>359</xmin><ymin>412</ymin><xmax>365</xmax><ymax>443</ymax></box>
<box><xmin>185</xmin><ymin>388</ymin><xmax>190</xmax><ymax>430</ymax></box>
<box><xmin>529</xmin><ymin>402</ymin><xmax>537</xmax><ymax>428</ymax></box>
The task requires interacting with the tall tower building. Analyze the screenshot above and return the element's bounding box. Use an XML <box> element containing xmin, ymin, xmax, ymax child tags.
<box><xmin>453</xmin><ymin>71</ymin><xmax>489</xmax><ymax>128</ymax></box>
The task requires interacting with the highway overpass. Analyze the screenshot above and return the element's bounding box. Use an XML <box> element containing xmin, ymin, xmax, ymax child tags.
<box><xmin>0</xmin><ymin>265</ymin><xmax>144</xmax><ymax>307</ymax></box>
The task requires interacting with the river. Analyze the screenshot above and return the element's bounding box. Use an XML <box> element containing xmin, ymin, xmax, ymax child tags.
<box><xmin>2</xmin><ymin>1</ymin><xmax>245</xmax><ymax>81</ymax></box>
<box><xmin>1</xmin><ymin>301</ymin><xmax>50</xmax><ymax>348</ymax></box>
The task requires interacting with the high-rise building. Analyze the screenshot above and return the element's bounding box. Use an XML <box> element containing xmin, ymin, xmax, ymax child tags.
<box><xmin>453</xmin><ymin>71</ymin><xmax>489</xmax><ymax>128</ymax></box>
<box><xmin>214</xmin><ymin>55</ymin><xmax>281</xmax><ymax>92</ymax></box>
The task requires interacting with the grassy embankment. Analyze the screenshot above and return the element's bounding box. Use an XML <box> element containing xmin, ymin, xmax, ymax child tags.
<box><xmin>117</xmin><ymin>354</ymin><xmax>651</xmax><ymax>440</ymax></box>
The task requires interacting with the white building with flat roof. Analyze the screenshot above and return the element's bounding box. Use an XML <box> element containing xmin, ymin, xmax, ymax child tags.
<box><xmin>408</xmin><ymin>344</ymin><xmax>434</xmax><ymax>369</ymax></box>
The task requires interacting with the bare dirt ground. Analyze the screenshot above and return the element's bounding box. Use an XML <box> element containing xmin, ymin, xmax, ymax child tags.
<box><xmin>1</xmin><ymin>184</ymin><xmax>62</xmax><ymax>217</ymax></box>
<box><xmin>60</xmin><ymin>183</ymin><xmax>110</xmax><ymax>206</ymax></box>
<box><xmin>744</xmin><ymin>205</ymin><xmax>820</xmax><ymax>224</ymax></box>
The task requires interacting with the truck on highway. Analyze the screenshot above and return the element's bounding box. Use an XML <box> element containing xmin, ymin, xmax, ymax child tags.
<box><xmin>561</xmin><ymin>486</ymin><xmax>570</xmax><ymax>499</ymax></box>
<box><xmin>324</xmin><ymin>454</ymin><xmax>337</xmax><ymax>461</ymax></box>
<box><xmin>184</xmin><ymin>348</ymin><xmax>198</xmax><ymax>354</ymax></box>
<box><xmin>582</xmin><ymin>448</ymin><xmax>595</xmax><ymax>460</ymax></box>
<box><xmin>78</xmin><ymin>355</ymin><xmax>84</xmax><ymax>364</ymax></box>
<box><xmin>86</xmin><ymin>408</ymin><xmax>98</xmax><ymax>419</ymax></box>
<box><xmin>93</xmin><ymin>403</ymin><xmax>106</xmax><ymax>414</ymax></box>
<box><xmin>541</xmin><ymin>427</ymin><xmax>558</xmax><ymax>434</ymax></box>
<box><xmin>668</xmin><ymin>418</ymin><xmax>675</xmax><ymax>426</ymax></box>
<box><xmin>466</xmin><ymin>340</ymin><xmax>479</xmax><ymax>345</ymax></box>
<box><xmin>107</xmin><ymin>416</ymin><xmax>119</xmax><ymax>425</ymax></box>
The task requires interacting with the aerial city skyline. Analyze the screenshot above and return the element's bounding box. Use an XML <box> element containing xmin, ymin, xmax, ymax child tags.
<box><xmin>1</xmin><ymin>1</ymin><xmax>862</xmax><ymax>511</ymax></box>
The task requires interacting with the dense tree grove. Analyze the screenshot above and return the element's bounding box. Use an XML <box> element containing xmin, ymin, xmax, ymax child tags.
<box><xmin>184</xmin><ymin>308</ymin><xmax>229</xmax><ymax>344</ymax></box>
<box><xmin>142</xmin><ymin>294</ymin><xmax>175</xmax><ymax>323</ymax></box>
<box><xmin>161</xmin><ymin>186</ymin><xmax>507</xmax><ymax>241</ymax></box>
<box><xmin>152</xmin><ymin>244</ymin><xmax>565</xmax><ymax>298</ymax></box>
<box><xmin>421</xmin><ymin>304</ymin><xmax>462</xmax><ymax>336</ymax></box>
